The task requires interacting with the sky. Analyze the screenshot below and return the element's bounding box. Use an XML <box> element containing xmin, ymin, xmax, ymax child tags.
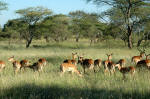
<box><xmin>0</xmin><ymin>0</ymin><xmax>108</xmax><ymax>26</ymax></box>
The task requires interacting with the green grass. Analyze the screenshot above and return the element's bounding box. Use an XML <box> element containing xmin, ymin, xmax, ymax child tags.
<box><xmin>0</xmin><ymin>40</ymin><xmax>150</xmax><ymax>99</ymax></box>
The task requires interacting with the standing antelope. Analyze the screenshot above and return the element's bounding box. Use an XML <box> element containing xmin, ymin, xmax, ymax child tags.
<box><xmin>60</xmin><ymin>63</ymin><xmax>82</xmax><ymax>77</ymax></box>
<box><xmin>20</xmin><ymin>59</ymin><xmax>30</xmax><ymax>70</ymax></box>
<box><xmin>94</xmin><ymin>59</ymin><xmax>102</xmax><ymax>72</ymax></box>
<box><xmin>132</xmin><ymin>47</ymin><xmax>145</xmax><ymax>64</ymax></box>
<box><xmin>116</xmin><ymin>64</ymin><xmax>135</xmax><ymax>79</ymax></box>
<box><xmin>63</xmin><ymin>52</ymin><xmax>78</xmax><ymax>65</ymax></box>
<box><xmin>29</xmin><ymin>61</ymin><xmax>43</xmax><ymax>72</ymax></box>
<box><xmin>136</xmin><ymin>54</ymin><xmax>150</xmax><ymax>69</ymax></box>
<box><xmin>38</xmin><ymin>58</ymin><xmax>47</xmax><ymax>66</ymax></box>
<box><xmin>104</xmin><ymin>54</ymin><xmax>115</xmax><ymax>75</ymax></box>
<box><xmin>117</xmin><ymin>59</ymin><xmax>126</xmax><ymax>67</ymax></box>
<box><xmin>8</xmin><ymin>56</ymin><xmax>21</xmax><ymax>74</ymax></box>
<box><xmin>78</xmin><ymin>56</ymin><xmax>94</xmax><ymax>73</ymax></box>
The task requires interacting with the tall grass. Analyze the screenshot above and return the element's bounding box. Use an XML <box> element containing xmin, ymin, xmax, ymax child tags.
<box><xmin>0</xmin><ymin>40</ymin><xmax>150</xmax><ymax>99</ymax></box>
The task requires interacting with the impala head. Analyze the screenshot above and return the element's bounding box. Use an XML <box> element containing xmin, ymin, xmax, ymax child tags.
<box><xmin>72</xmin><ymin>52</ymin><xmax>78</xmax><ymax>59</ymax></box>
<box><xmin>137</xmin><ymin>47</ymin><xmax>146</xmax><ymax>57</ymax></box>
<box><xmin>78</xmin><ymin>56</ymin><xmax>84</xmax><ymax>64</ymax></box>
<box><xmin>8</xmin><ymin>56</ymin><xmax>15</xmax><ymax>62</ymax></box>
<box><xmin>106</xmin><ymin>53</ymin><xmax>113</xmax><ymax>60</ymax></box>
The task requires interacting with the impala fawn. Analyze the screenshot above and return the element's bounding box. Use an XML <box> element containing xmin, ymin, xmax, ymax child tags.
<box><xmin>38</xmin><ymin>58</ymin><xmax>47</xmax><ymax>66</ymax></box>
<box><xmin>136</xmin><ymin>54</ymin><xmax>150</xmax><ymax>69</ymax></box>
<box><xmin>94</xmin><ymin>59</ymin><xmax>102</xmax><ymax>72</ymax></box>
<box><xmin>78</xmin><ymin>55</ymin><xmax>94</xmax><ymax>73</ymax></box>
<box><xmin>63</xmin><ymin>52</ymin><xmax>78</xmax><ymax>65</ymax></box>
<box><xmin>116</xmin><ymin>64</ymin><xmax>135</xmax><ymax>79</ymax></box>
<box><xmin>104</xmin><ymin>54</ymin><xmax>115</xmax><ymax>75</ymax></box>
<box><xmin>0</xmin><ymin>60</ymin><xmax>5</xmax><ymax>72</ymax></box>
<box><xmin>60</xmin><ymin>63</ymin><xmax>82</xmax><ymax>77</ymax></box>
<box><xmin>8</xmin><ymin>56</ymin><xmax>21</xmax><ymax>74</ymax></box>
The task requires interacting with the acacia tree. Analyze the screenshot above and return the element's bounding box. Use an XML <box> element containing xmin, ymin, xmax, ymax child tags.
<box><xmin>16</xmin><ymin>6</ymin><xmax>52</xmax><ymax>48</ymax></box>
<box><xmin>86</xmin><ymin>0</ymin><xmax>150</xmax><ymax>49</ymax></box>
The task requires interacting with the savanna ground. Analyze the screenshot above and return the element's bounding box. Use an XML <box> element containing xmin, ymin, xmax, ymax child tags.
<box><xmin>0</xmin><ymin>39</ymin><xmax>150</xmax><ymax>99</ymax></box>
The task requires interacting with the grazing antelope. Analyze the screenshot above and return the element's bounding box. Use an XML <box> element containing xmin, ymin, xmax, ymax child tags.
<box><xmin>117</xmin><ymin>59</ymin><xmax>126</xmax><ymax>67</ymax></box>
<box><xmin>136</xmin><ymin>54</ymin><xmax>150</xmax><ymax>69</ymax></box>
<box><xmin>0</xmin><ymin>60</ymin><xmax>5</xmax><ymax>72</ymax></box>
<box><xmin>29</xmin><ymin>61</ymin><xmax>43</xmax><ymax>72</ymax></box>
<box><xmin>78</xmin><ymin>56</ymin><xmax>94</xmax><ymax>73</ymax></box>
<box><xmin>104</xmin><ymin>54</ymin><xmax>115</xmax><ymax>74</ymax></box>
<box><xmin>38</xmin><ymin>58</ymin><xmax>47</xmax><ymax>66</ymax></box>
<box><xmin>132</xmin><ymin>47</ymin><xmax>145</xmax><ymax>64</ymax></box>
<box><xmin>63</xmin><ymin>52</ymin><xmax>78</xmax><ymax>65</ymax></box>
<box><xmin>8</xmin><ymin>56</ymin><xmax>21</xmax><ymax>74</ymax></box>
<box><xmin>60</xmin><ymin>63</ymin><xmax>82</xmax><ymax>77</ymax></box>
<box><xmin>116</xmin><ymin>64</ymin><xmax>135</xmax><ymax>79</ymax></box>
<box><xmin>94</xmin><ymin>59</ymin><xmax>102</xmax><ymax>72</ymax></box>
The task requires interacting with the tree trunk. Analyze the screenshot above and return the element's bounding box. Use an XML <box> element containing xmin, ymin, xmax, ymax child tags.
<box><xmin>76</xmin><ymin>34</ymin><xmax>79</xmax><ymax>42</ymax></box>
<box><xmin>26</xmin><ymin>36</ymin><xmax>33</xmax><ymax>48</ymax></box>
<box><xmin>127</xmin><ymin>26</ymin><xmax>133</xmax><ymax>49</ymax></box>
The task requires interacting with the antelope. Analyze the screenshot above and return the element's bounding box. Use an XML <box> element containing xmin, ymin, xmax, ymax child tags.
<box><xmin>29</xmin><ymin>61</ymin><xmax>43</xmax><ymax>72</ymax></box>
<box><xmin>38</xmin><ymin>58</ymin><xmax>47</xmax><ymax>66</ymax></box>
<box><xmin>136</xmin><ymin>54</ymin><xmax>150</xmax><ymax>69</ymax></box>
<box><xmin>117</xmin><ymin>59</ymin><xmax>126</xmax><ymax>67</ymax></box>
<box><xmin>78</xmin><ymin>55</ymin><xmax>94</xmax><ymax>73</ymax></box>
<box><xmin>104</xmin><ymin>54</ymin><xmax>115</xmax><ymax>74</ymax></box>
<box><xmin>63</xmin><ymin>52</ymin><xmax>78</xmax><ymax>65</ymax></box>
<box><xmin>8</xmin><ymin>56</ymin><xmax>21</xmax><ymax>74</ymax></box>
<box><xmin>0</xmin><ymin>60</ymin><xmax>5</xmax><ymax>72</ymax></box>
<box><xmin>60</xmin><ymin>63</ymin><xmax>82</xmax><ymax>77</ymax></box>
<box><xmin>132</xmin><ymin>47</ymin><xmax>145</xmax><ymax>64</ymax></box>
<box><xmin>20</xmin><ymin>59</ymin><xmax>30</xmax><ymax>70</ymax></box>
<box><xmin>94</xmin><ymin>59</ymin><xmax>102</xmax><ymax>72</ymax></box>
<box><xmin>116</xmin><ymin>64</ymin><xmax>135</xmax><ymax>79</ymax></box>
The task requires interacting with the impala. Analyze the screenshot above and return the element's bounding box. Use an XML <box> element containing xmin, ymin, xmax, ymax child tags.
<box><xmin>116</xmin><ymin>64</ymin><xmax>135</xmax><ymax>79</ymax></box>
<box><xmin>104</xmin><ymin>54</ymin><xmax>115</xmax><ymax>74</ymax></box>
<box><xmin>60</xmin><ymin>63</ymin><xmax>82</xmax><ymax>77</ymax></box>
<box><xmin>38</xmin><ymin>58</ymin><xmax>47</xmax><ymax>66</ymax></box>
<box><xmin>94</xmin><ymin>59</ymin><xmax>102</xmax><ymax>72</ymax></box>
<box><xmin>8</xmin><ymin>56</ymin><xmax>21</xmax><ymax>74</ymax></box>
<box><xmin>117</xmin><ymin>59</ymin><xmax>126</xmax><ymax>67</ymax></box>
<box><xmin>29</xmin><ymin>61</ymin><xmax>43</xmax><ymax>72</ymax></box>
<box><xmin>136</xmin><ymin>54</ymin><xmax>150</xmax><ymax>69</ymax></box>
<box><xmin>20</xmin><ymin>59</ymin><xmax>30</xmax><ymax>70</ymax></box>
<box><xmin>132</xmin><ymin>47</ymin><xmax>145</xmax><ymax>64</ymax></box>
<box><xmin>78</xmin><ymin>56</ymin><xmax>94</xmax><ymax>73</ymax></box>
<box><xmin>63</xmin><ymin>52</ymin><xmax>78</xmax><ymax>65</ymax></box>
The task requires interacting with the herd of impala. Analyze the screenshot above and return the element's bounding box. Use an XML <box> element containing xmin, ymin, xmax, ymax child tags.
<box><xmin>0</xmin><ymin>49</ymin><xmax>150</xmax><ymax>79</ymax></box>
<box><xmin>61</xmin><ymin>50</ymin><xmax>150</xmax><ymax>79</ymax></box>
<box><xmin>0</xmin><ymin>56</ymin><xmax>47</xmax><ymax>74</ymax></box>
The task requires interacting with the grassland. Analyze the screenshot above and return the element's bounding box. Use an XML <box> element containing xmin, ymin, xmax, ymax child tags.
<box><xmin>0</xmin><ymin>39</ymin><xmax>150</xmax><ymax>99</ymax></box>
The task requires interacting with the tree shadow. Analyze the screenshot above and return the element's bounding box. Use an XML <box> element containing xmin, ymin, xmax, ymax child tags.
<box><xmin>0</xmin><ymin>84</ymin><xmax>150</xmax><ymax>99</ymax></box>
